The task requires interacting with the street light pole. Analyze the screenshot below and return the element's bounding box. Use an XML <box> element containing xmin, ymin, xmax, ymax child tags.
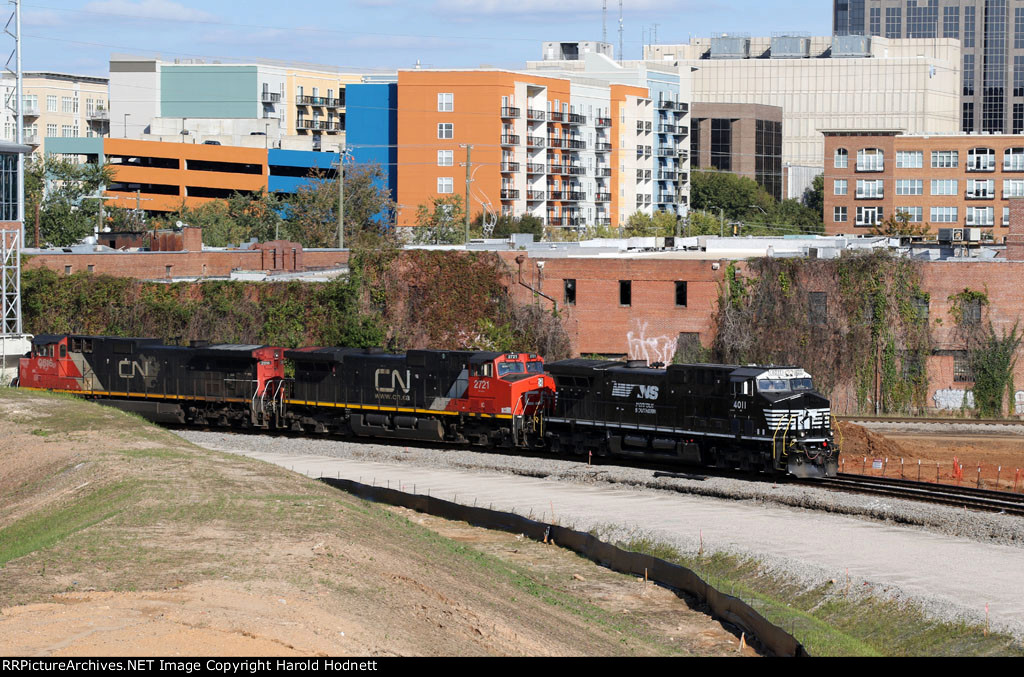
<box><xmin>337</xmin><ymin>145</ymin><xmax>345</xmax><ymax>250</ymax></box>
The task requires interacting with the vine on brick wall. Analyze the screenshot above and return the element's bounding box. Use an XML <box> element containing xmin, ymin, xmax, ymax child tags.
<box><xmin>948</xmin><ymin>288</ymin><xmax>1020</xmax><ymax>418</ymax></box>
<box><xmin>713</xmin><ymin>250</ymin><xmax>931</xmax><ymax>413</ymax></box>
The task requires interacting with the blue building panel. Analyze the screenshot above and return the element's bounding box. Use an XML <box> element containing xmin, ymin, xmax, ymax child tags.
<box><xmin>267</xmin><ymin>149</ymin><xmax>339</xmax><ymax>195</ymax></box>
<box><xmin>345</xmin><ymin>83</ymin><xmax>397</xmax><ymax>221</ymax></box>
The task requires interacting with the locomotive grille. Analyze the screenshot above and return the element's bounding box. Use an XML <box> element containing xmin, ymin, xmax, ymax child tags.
<box><xmin>764</xmin><ymin>408</ymin><xmax>831</xmax><ymax>431</ymax></box>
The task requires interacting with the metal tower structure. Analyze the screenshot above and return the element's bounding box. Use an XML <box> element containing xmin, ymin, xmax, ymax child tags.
<box><xmin>1</xmin><ymin>0</ymin><xmax>26</xmax><ymax>384</ymax></box>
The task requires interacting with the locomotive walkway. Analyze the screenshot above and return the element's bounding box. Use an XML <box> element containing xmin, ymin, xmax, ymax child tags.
<box><xmin>203</xmin><ymin>444</ymin><xmax>1024</xmax><ymax>637</ymax></box>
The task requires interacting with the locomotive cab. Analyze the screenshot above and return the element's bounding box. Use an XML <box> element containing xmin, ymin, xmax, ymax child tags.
<box><xmin>463</xmin><ymin>353</ymin><xmax>554</xmax><ymax>417</ymax></box>
<box><xmin>756</xmin><ymin>368</ymin><xmax>837</xmax><ymax>478</ymax></box>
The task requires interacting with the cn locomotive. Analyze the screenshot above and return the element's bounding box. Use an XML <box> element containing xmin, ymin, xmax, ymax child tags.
<box><xmin>16</xmin><ymin>334</ymin><xmax>838</xmax><ymax>478</ymax></box>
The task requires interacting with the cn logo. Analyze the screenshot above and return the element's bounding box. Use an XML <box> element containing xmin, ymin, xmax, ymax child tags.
<box><xmin>375</xmin><ymin>369</ymin><xmax>411</xmax><ymax>394</ymax></box>
<box><xmin>118</xmin><ymin>359</ymin><xmax>150</xmax><ymax>379</ymax></box>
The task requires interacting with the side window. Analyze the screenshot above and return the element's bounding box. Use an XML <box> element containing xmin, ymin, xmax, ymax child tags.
<box><xmin>564</xmin><ymin>278</ymin><xmax>576</xmax><ymax>306</ymax></box>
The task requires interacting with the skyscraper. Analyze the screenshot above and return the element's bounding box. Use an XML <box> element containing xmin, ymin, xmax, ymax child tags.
<box><xmin>834</xmin><ymin>1</ymin><xmax>1023</xmax><ymax>134</ymax></box>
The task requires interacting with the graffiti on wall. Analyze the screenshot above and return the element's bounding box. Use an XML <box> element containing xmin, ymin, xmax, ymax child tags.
<box><xmin>932</xmin><ymin>389</ymin><xmax>975</xmax><ymax>411</ymax></box>
<box><xmin>1016</xmin><ymin>391</ymin><xmax>1024</xmax><ymax>415</ymax></box>
<box><xmin>627</xmin><ymin>321</ymin><xmax>676</xmax><ymax>365</ymax></box>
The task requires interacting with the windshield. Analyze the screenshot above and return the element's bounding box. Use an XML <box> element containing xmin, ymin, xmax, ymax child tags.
<box><xmin>758</xmin><ymin>378</ymin><xmax>814</xmax><ymax>393</ymax></box>
<box><xmin>497</xmin><ymin>361</ymin><xmax>525</xmax><ymax>377</ymax></box>
<box><xmin>791</xmin><ymin>378</ymin><xmax>814</xmax><ymax>391</ymax></box>
<box><xmin>526</xmin><ymin>361</ymin><xmax>544</xmax><ymax>374</ymax></box>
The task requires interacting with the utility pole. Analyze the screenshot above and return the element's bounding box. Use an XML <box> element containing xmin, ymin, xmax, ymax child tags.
<box><xmin>337</xmin><ymin>145</ymin><xmax>345</xmax><ymax>249</ymax></box>
<box><xmin>462</xmin><ymin>144</ymin><xmax>472</xmax><ymax>244</ymax></box>
<box><xmin>719</xmin><ymin>207</ymin><xmax>724</xmax><ymax>238</ymax></box>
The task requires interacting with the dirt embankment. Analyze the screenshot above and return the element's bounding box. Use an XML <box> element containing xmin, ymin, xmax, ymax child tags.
<box><xmin>0</xmin><ymin>391</ymin><xmax>754</xmax><ymax>657</ymax></box>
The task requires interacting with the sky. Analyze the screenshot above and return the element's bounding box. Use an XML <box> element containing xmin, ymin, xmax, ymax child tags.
<box><xmin>17</xmin><ymin>0</ymin><xmax>832</xmax><ymax>76</ymax></box>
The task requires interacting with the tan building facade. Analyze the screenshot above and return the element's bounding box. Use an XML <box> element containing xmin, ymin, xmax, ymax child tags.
<box><xmin>1</xmin><ymin>72</ymin><xmax>109</xmax><ymax>152</ymax></box>
<box><xmin>823</xmin><ymin>129</ymin><xmax>1024</xmax><ymax>236</ymax></box>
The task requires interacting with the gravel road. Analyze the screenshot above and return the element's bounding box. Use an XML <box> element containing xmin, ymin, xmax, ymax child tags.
<box><xmin>175</xmin><ymin>430</ymin><xmax>1024</xmax><ymax>640</ymax></box>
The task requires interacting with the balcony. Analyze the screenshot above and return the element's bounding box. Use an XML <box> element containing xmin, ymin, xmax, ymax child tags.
<box><xmin>965</xmin><ymin>190</ymin><xmax>995</xmax><ymax>200</ymax></box>
<box><xmin>23</xmin><ymin>134</ymin><xmax>39</xmax><ymax>146</ymax></box>
<box><xmin>548</xmin><ymin>216</ymin><xmax>584</xmax><ymax>227</ymax></box>
<box><xmin>22</xmin><ymin>106</ymin><xmax>39</xmax><ymax>117</ymax></box>
<box><xmin>527</xmin><ymin>136</ymin><xmax>545</xmax><ymax>148</ymax></box>
<box><xmin>501</xmin><ymin>189</ymin><xmax>520</xmax><ymax>200</ymax></box>
<box><xmin>594</xmin><ymin>141</ymin><xmax>612</xmax><ymax>153</ymax></box>
<box><xmin>656</xmin><ymin>146</ymin><xmax>678</xmax><ymax>157</ymax></box>
<box><xmin>87</xmin><ymin>108</ymin><xmax>109</xmax><ymax>121</ymax></box>
<box><xmin>296</xmin><ymin>95</ymin><xmax>343</xmax><ymax>108</ymax></box>
<box><xmin>297</xmin><ymin>119</ymin><xmax>343</xmax><ymax>132</ymax></box>
<box><xmin>659</xmin><ymin>124</ymin><xmax>679</xmax><ymax>134</ymax></box>
<box><xmin>854</xmin><ymin>191</ymin><xmax>884</xmax><ymax>200</ymax></box>
<box><xmin>262</xmin><ymin>91</ymin><xmax>282</xmax><ymax>104</ymax></box>
<box><xmin>567</xmin><ymin>138</ymin><xmax>586</xmax><ymax>150</ymax></box>
<box><xmin>596</xmin><ymin>167</ymin><xmax>612</xmax><ymax>178</ymax></box>
<box><xmin>595</xmin><ymin>192</ymin><xmax>611</xmax><ymax>202</ymax></box>
<box><xmin>501</xmin><ymin>106</ymin><xmax>521</xmax><ymax>118</ymax></box>
<box><xmin>527</xmin><ymin>109</ymin><xmax>546</xmax><ymax>121</ymax></box>
<box><xmin>595</xmin><ymin>116</ymin><xmax>612</xmax><ymax>127</ymax></box>
<box><xmin>548</xmin><ymin>111</ymin><xmax>565</xmax><ymax>123</ymax></box>
<box><xmin>548</xmin><ymin>137</ymin><xmax>566</xmax><ymax>149</ymax></box>
<box><xmin>657</xmin><ymin>99</ymin><xmax>687</xmax><ymax>112</ymax></box>
<box><xmin>526</xmin><ymin>189</ymin><xmax>545</xmax><ymax>201</ymax></box>
<box><xmin>548</xmin><ymin>191</ymin><xmax>584</xmax><ymax>201</ymax></box>
<box><xmin>594</xmin><ymin>217</ymin><xmax>612</xmax><ymax>226</ymax></box>
<box><xmin>526</xmin><ymin>162</ymin><xmax>545</xmax><ymax>174</ymax></box>
<box><xmin>659</xmin><ymin>170</ymin><xmax>677</xmax><ymax>181</ymax></box>
<box><xmin>547</xmin><ymin>163</ymin><xmax>565</xmax><ymax>174</ymax></box>
<box><xmin>966</xmin><ymin>161</ymin><xmax>996</xmax><ymax>173</ymax></box>
<box><xmin>855</xmin><ymin>162</ymin><xmax>885</xmax><ymax>173</ymax></box>
<box><xmin>501</xmin><ymin>134</ymin><xmax>520</xmax><ymax>146</ymax></box>
<box><xmin>657</xmin><ymin>194</ymin><xmax>678</xmax><ymax>203</ymax></box>
<box><xmin>501</xmin><ymin>162</ymin><xmax>520</xmax><ymax>172</ymax></box>
<box><xmin>564</xmin><ymin>165</ymin><xmax>586</xmax><ymax>176</ymax></box>
<box><xmin>566</xmin><ymin>112</ymin><xmax>587</xmax><ymax>125</ymax></box>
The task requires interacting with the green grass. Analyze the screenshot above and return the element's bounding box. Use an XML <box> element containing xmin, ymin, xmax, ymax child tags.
<box><xmin>0</xmin><ymin>480</ymin><xmax>137</xmax><ymax>567</ymax></box>
<box><xmin>612</xmin><ymin>532</ymin><xmax>1024</xmax><ymax>657</ymax></box>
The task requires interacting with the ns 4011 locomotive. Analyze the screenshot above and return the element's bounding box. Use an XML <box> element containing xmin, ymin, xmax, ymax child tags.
<box><xmin>543</xmin><ymin>359</ymin><xmax>838</xmax><ymax>478</ymax></box>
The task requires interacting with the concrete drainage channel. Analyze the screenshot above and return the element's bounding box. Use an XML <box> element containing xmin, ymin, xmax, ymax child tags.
<box><xmin>320</xmin><ymin>477</ymin><xmax>809</xmax><ymax>657</ymax></box>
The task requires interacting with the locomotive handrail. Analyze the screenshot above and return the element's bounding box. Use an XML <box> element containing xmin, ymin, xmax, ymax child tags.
<box><xmin>771</xmin><ymin>413</ymin><xmax>794</xmax><ymax>466</ymax></box>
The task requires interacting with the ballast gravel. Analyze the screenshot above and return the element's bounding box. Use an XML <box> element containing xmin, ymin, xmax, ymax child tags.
<box><xmin>174</xmin><ymin>429</ymin><xmax>1024</xmax><ymax>640</ymax></box>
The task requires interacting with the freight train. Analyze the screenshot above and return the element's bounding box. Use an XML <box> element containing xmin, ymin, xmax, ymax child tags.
<box><xmin>15</xmin><ymin>334</ymin><xmax>838</xmax><ymax>478</ymax></box>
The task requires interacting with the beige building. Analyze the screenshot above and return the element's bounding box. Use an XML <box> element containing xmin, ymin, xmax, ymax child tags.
<box><xmin>645</xmin><ymin>35</ymin><xmax>961</xmax><ymax>197</ymax></box>
<box><xmin>1</xmin><ymin>72</ymin><xmax>109</xmax><ymax>153</ymax></box>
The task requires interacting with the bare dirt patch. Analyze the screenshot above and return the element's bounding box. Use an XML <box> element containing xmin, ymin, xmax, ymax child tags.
<box><xmin>0</xmin><ymin>391</ymin><xmax>754</xmax><ymax>657</ymax></box>
<box><xmin>838</xmin><ymin>421</ymin><xmax>1024</xmax><ymax>491</ymax></box>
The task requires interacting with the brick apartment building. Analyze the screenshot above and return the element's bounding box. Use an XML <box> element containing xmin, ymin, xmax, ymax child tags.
<box><xmin>823</xmin><ymin>129</ymin><xmax>1024</xmax><ymax>236</ymax></box>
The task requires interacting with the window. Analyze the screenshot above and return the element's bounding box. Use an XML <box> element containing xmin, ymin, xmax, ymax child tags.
<box><xmin>834</xmin><ymin>148</ymin><xmax>848</xmax><ymax>169</ymax></box>
<box><xmin>808</xmin><ymin>292</ymin><xmax>827</xmax><ymax>326</ymax></box>
<box><xmin>46</xmin><ymin>95</ymin><xmax>56</xmax><ymax>112</ymax></box>
<box><xmin>944</xmin><ymin>5</ymin><xmax>959</xmax><ymax>39</ymax></box>
<box><xmin>967</xmin><ymin>147</ymin><xmax>996</xmax><ymax>171</ymax></box>
<box><xmin>437</xmin><ymin>177</ymin><xmax>453</xmax><ymax>194</ymax></box>
<box><xmin>856</xmin><ymin>179</ymin><xmax>884</xmax><ymax>199</ymax></box>
<box><xmin>46</xmin><ymin>123</ymin><xmax>57</xmax><ymax>137</ymax></box>
<box><xmin>1005</xmin><ymin>148</ymin><xmax>1024</xmax><ymax>171</ymax></box>
<box><xmin>1005</xmin><ymin>206</ymin><xmax>1012</xmax><ymax>227</ymax></box>
<box><xmin>564</xmin><ymin>279</ymin><xmax>576</xmax><ymax>306</ymax></box>
<box><xmin>675</xmin><ymin>281</ymin><xmax>687</xmax><ymax>308</ymax></box>
<box><xmin>895</xmin><ymin>179</ymin><xmax>922</xmax><ymax>195</ymax></box>
<box><xmin>61</xmin><ymin>125</ymin><xmax>72</xmax><ymax>137</ymax></box>
<box><xmin>896</xmin><ymin>206</ymin><xmax>922</xmax><ymax>223</ymax></box>
<box><xmin>964</xmin><ymin>5</ymin><xmax>975</xmax><ymax>48</ymax></box>
<box><xmin>966</xmin><ymin>206</ymin><xmax>994</xmax><ymax>226</ymax></box>
<box><xmin>930</xmin><ymin>206</ymin><xmax>958</xmax><ymax>223</ymax></box>
<box><xmin>834</xmin><ymin>206</ymin><xmax>847</xmax><ymax>223</ymax></box>
<box><xmin>931</xmin><ymin>179</ymin><xmax>958</xmax><ymax>195</ymax></box>
<box><xmin>437</xmin><ymin>123</ymin><xmax>453</xmax><ymax>139</ymax></box>
<box><xmin>1005</xmin><ymin>179</ymin><xmax>1024</xmax><ymax>198</ymax></box>
<box><xmin>856</xmin><ymin>148</ymin><xmax>884</xmax><ymax>172</ymax></box>
<box><xmin>896</xmin><ymin>151</ymin><xmax>923</xmax><ymax>168</ymax></box>
<box><xmin>856</xmin><ymin>206</ymin><xmax>882</xmax><ymax>226</ymax></box>
<box><xmin>619</xmin><ymin>280</ymin><xmax>631</xmax><ymax>307</ymax></box>
<box><xmin>963</xmin><ymin>54</ymin><xmax>975</xmax><ymax>96</ymax></box>
<box><xmin>954</xmin><ymin>352</ymin><xmax>974</xmax><ymax>382</ymax></box>
<box><xmin>61</xmin><ymin>96</ymin><xmax>72</xmax><ymax>113</ymax></box>
<box><xmin>437</xmin><ymin>150</ymin><xmax>453</xmax><ymax>166</ymax></box>
<box><xmin>885</xmin><ymin>6</ymin><xmax>901</xmax><ymax>38</ymax></box>
<box><xmin>966</xmin><ymin>179</ymin><xmax>994</xmax><ymax>199</ymax></box>
<box><xmin>437</xmin><ymin>92</ymin><xmax>453</xmax><ymax>112</ymax></box>
<box><xmin>834</xmin><ymin>179</ymin><xmax>848</xmax><ymax>195</ymax></box>
<box><xmin>931</xmin><ymin>150</ymin><xmax>958</xmax><ymax>168</ymax></box>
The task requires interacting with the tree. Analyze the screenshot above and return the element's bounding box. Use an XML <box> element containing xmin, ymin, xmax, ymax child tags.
<box><xmin>32</xmin><ymin>157</ymin><xmax>115</xmax><ymax>247</ymax></box>
<box><xmin>285</xmin><ymin>163</ymin><xmax>395</xmax><ymax>248</ymax></box>
<box><xmin>871</xmin><ymin>210</ymin><xmax>929</xmax><ymax>237</ymax></box>
<box><xmin>690</xmin><ymin>170</ymin><xmax>773</xmax><ymax>220</ymax></box>
<box><xmin>411</xmin><ymin>195</ymin><xmax>466</xmax><ymax>244</ymax></box>
<box><xmin>622</xmin><ymin>211</ymin><xmax>679</xmax><ymax>237</ymax></box>
<box><xmin>803</xmin><ymin>173</ymin><xmax>824</xmax><ymax>216</ymax></box>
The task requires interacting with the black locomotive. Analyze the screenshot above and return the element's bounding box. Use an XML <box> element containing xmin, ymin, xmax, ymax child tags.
<box><xmin>544</xmin><ymin>359</ymin><xmax>837</xmax><ymax>478</ymax></box>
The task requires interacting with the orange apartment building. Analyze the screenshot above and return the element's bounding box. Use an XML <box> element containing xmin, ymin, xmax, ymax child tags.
<box><xmin>395</xmin><ymin>69</ymin><xmax>672</xmax><ymax>230</ymax></box>
<box><xmin>824</xmin><ymin>130</ymin><xmax>1024</xmax><ymax>237</ymax></box>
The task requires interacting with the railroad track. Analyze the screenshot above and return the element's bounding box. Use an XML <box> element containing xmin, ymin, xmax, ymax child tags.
<box><xmin>806</xmin><ymin>473</ymin><xmax>1024</xmax><ymax>516</ymax></box>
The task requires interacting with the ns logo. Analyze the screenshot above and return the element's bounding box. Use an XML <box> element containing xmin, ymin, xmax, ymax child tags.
<box><xmin>637</xmin><ymin>385</ymin><xmax>659</xmax><ymax>401</ymax></box>
<box><xmin>375</xmin><ymin>369</ymin><xmax>411</xmax><ymax>394</ymax></box>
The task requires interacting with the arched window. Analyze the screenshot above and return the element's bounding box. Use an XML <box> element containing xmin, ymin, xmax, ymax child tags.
<box><xmin>967</xmin><ymin>147</ymin><xmax>996</xmax><ymax>171</ymax></box>
<box><xmin>1004</xmin><ymin>147</ymin><xmax>1024</xmax><ymax>171</ymax></box>
<box><xmin>856</xmin><ymin>148</ymin><xmax>884</xmax><ymax>172</ymax></box>
<box><xmin>834</xmin><ymin>147</ymin><xmax>848</xmax><ymax>169</ymax></box>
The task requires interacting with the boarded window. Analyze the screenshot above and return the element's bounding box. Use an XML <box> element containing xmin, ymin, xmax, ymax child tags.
<box><xmin>673</xmin><ymin>332</ymin><xmax>703</xmax><ymax>364</ymax></box>
<box><xmin>564</xmin><ymin>279</ymin><xmax>576</xmax><ymax>306</ymax></box>
<box><xmin>675</xmin><ymin>281</ymin><xmax>688</xmax><ymax>307</ymax></box>
<box><xmin>619</xmin><ymin>280</ymin><xmax>632</xmax><ymax>306</ymax></box>
<box><xmin>808</xmin><ymin>292</ymin><xmax>828</xmax><ymax>326</ymax></box>
<box><xmin>954</xmin><ymin>351</ymin><xmax>974</xmax><ymax>382</ymax></box>
<box><xmin>913</xmin><ymin>295</ymin><xmax>930</xmax><ymax>321</ymax></box>
<box><xmin>962</xmin><ymin>299</ymin><xmax>982</xmax><ymax>325</ymax></box>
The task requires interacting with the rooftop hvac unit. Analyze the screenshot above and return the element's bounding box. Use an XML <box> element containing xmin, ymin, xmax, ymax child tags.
<box><xmin>832</xmin><ymin>35</ymin><xmax>871</xmax><ymax>58</ymax></box>
<box><xmin>770</xmin><ymin>36</ymin><xmax>810</xmax><ymax>59</ymax></box>
<box><xmin>710</xmin><ymin>36</ymin><xmax>750</xmax><ymax>60</ymax></box>
<box><xmin>938</xmin><ymin>228</ymin><xmax>962</xmax><ymax>243</ymax></box>
<box><xmin>966</xmin><ymin>228</ymin><xmax>982</xmax><ymax>242</ymax></box>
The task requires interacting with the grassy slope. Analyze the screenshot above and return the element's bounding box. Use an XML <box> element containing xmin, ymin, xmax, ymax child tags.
<box><xmin>0</xmin><ymin>390</ymin><xmax>690</xmax><ymax>656</ymax></box>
